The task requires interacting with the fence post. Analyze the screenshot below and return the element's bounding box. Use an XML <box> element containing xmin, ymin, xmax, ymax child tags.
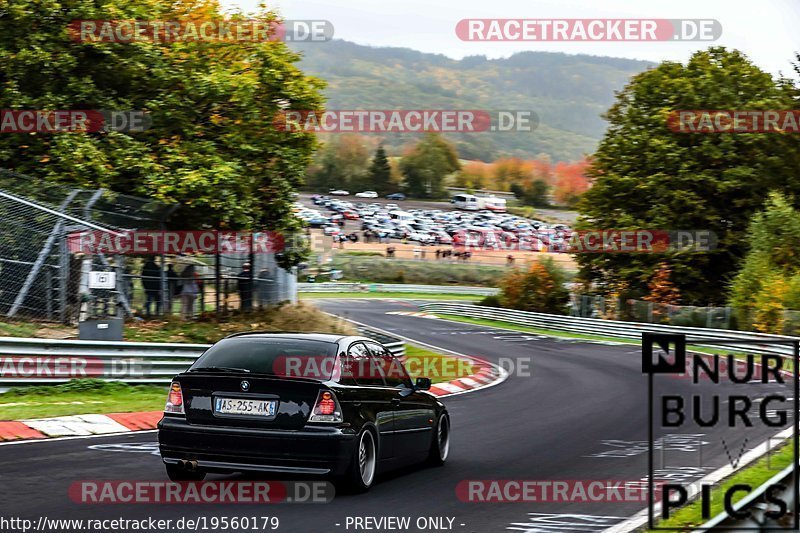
<box><xmin>215</xmin><ymin>244</ymin><xmax>221</xmax><ymax>317</ymax></box>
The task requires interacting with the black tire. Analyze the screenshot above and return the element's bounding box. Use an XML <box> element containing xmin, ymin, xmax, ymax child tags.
<box><xmin>341</xmin><ymin>429</ymin><xmax>378</xmax><ymax>493</ymax></box>
<box><xmin>165</xmin><ymin>462</ymin><xmax>206</xmax><ymax>481</ymax></box>
<box><xmin>427</xmin><ymin>413</ymin><xmax>450</xmax><ymax>466</ymax></box>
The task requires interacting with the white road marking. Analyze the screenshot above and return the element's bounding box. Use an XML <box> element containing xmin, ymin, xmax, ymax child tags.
<box><xmin>22</xmin><ymin>414</ymin><xmax>130</xmax><ymax>437</ymax></box>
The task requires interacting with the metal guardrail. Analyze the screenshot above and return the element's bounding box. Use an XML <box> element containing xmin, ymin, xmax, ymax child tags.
<box><xmin>0</xmin><ymin>329</ymin><xmax>405</xmax><ymax>388</ymax></box>
<box><xmin>419</xmin><ymin>303</ymin><xmax>800</xmax><ymax>359</ymax></box>
<box><xmin>299</xmin><ymin>282</ymin><xmax>498</xmax><ymax>296</ymax></box>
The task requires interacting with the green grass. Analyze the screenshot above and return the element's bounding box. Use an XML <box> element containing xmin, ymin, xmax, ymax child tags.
<box><xmin>0</xmin><ymin>322</ymin><xmax>42</xmax><ymax>337</ymax></box>
<box><xmin>404</xmin><ymin>345</ymin><xmax>478</xmax><ymax>384</ymax></box>
<box><xmin>300</xmin><ymin>292</ymin><xmax>485</xmax><ymax>301</ymax></box>
<box><xmin>436</xmin><ymin>313</ymin><xmax>631</xmax><ymax>344</ymax></box>
<box><xmin>0</xmin><ymin>380</ymin><xmax>167</xmax><ymax>420</ymax></box>
<box><xmin>435</xmin><ymin>313</ymin><xmax>778</xmax><ymax>363</ymax></box>
<box><xmin>653</xmin><ymin>440</ymin><xmax>795</xmax><ymax>531</ymax></box>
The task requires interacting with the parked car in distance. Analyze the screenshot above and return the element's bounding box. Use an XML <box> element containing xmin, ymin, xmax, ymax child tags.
<box><xmin>158</xmin><ymin>333</ymin><xmax>450</xmax><ymax>492</ymax></box>
<box><xmin>355</xmin><ymin>191</ymin><xmax>378</xmax><ymax>198</ymax></box>
<box><xmin>385</xmin><ymin>192</ymin><xmax>406</xmax><ymax>200</ymax></box>
<box><xmin>307</xmin><ymin>217</ymin><xmax>330</xmax><ymax>228</ymax></box>
<box><xmin>329</xmin><ymin>189</ymin><xmax>350</xmax><ymax>196</ymax></box>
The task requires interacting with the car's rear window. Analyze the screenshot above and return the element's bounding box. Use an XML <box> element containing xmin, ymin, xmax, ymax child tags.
<box><xmin>191</xmin><ymin>338</ymin><xmax>339</xmax><ymax>379</ymax></box>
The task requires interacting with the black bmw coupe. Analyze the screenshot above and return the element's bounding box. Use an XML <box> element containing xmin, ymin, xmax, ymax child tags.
<box><xmin>158</xmin><ymin>332</ymin><xmax>450</xmax><ymax>491</ymax></box>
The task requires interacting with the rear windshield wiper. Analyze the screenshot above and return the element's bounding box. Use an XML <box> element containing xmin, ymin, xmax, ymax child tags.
<box><xmin>189</xmin><ymin>366</ymin><xmax>251</xmax><ymax>373</ymax></box>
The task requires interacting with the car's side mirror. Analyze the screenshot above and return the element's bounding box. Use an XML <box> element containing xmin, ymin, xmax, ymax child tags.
<box><xmin>415</xmin><ymin>377</ymin><xmax>431</xmax><ymax>391</ymax></box>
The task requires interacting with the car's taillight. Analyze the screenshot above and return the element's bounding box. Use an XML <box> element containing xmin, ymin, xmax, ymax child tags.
<box><xmin>164</xmin><ymin>381</ymin><xmax>184</xmax><ymax>415</ymax></box>
<box><xmin>309</xmin><ymin>390</ymin><xmax>343</xmax><ymax>423</ymax></box>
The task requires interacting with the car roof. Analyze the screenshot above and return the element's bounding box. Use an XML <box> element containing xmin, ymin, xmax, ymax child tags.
<box><xmin>221</xmin><ymin>332</ymin><xmax>348</xmax><ymax>343</ymax></box>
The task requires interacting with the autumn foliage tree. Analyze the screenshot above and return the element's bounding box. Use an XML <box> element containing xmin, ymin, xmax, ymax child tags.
<box><xmin>644</xmin><ymin>263</ymin><xmax>681</xmax><ymax>306</ymax></box>
<box><xmin>498</xmin><ymin>258</ymin><xmax>569</xmax><ymax>314</ymax></box>
<box><xmin>0</xmin><ymin>0</ymin><xmax>324</xmax><ymax>232</ymax></box>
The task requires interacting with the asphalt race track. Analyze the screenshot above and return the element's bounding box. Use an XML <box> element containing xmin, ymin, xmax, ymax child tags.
<box><xmin>0</xmin><ymin>299</ymin><xmax>793</xmax><ymax>533</ymax></box>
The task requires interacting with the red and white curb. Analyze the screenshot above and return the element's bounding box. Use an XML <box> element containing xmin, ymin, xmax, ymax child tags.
<box><xmin>386</xmin><ymin>311</ymin><xmax>440</xmax><ymax>319</ymax></box>
<box><xmin>0</xmin><ymin>411</ymin><xmax>162</xmax><ymax>442</ymax></box>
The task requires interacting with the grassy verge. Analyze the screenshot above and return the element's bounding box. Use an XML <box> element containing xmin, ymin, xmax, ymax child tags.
<box><xmin>652</xmin><ymin>440</ymin><xmax>795</xmax><ymax>531</ymax></box>
<box><xmin>435</xmin><ymin>313</ymin><xmax>633</xmax><ymax>344</ymax></box>
<box><xmin>124</xmin><ymin>303</ymin><xmax>356</xmax><ymax>343</ymax></box>
<box><xmin>299</xmin><ymin>292</ymin><xmax>484</xmax><ymax>301</ymax></box>
<box><xmin>404</xmin><ymin>345</ymin><xmax>477</xmax><ymax>384</ymax></box>
<box><xmin>434</xmin><ymin>313</ymin><xmax>776</xmax><ymax>364</ymax></box>
<box><xmin>0</xmin><ymin>380</ymin><xmax>167</xmax><ymax>420</ymax></box>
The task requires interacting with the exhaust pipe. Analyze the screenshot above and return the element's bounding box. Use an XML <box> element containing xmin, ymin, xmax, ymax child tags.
<box><xmin>178</xmin><ymin>459</ymin><xmax>199</xmax><ymax>471</ymax></box>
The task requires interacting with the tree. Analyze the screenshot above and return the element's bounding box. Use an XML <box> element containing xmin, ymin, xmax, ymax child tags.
<box><xmin>454</xmin><ymin>162</ymin><xmax>489</xmax><ymax>190</ymax></box>
<box><xmin>644</xmin><ymin>263</ymin><xmax>681</xmax><ymax>305</ymax></box>
<box><xmin>553</xmin><ymin>159</ymin><xmax>591</xmax><ymax>206</ymax></box>
<box><xmin>576</xmin><ymin>47</ymin><xmax>800</xmax><ymax>305</ymax></box>
<box><xmin>0</xmin><ymin>0</ymin><xmax>324</xmax><ymax>233</ymax></box>
<box><xmin>511</xmin><ymin>179</ymin><xmax>550</xmax><ymax>207</ymax></box>
<box><xmin>498</xmin><ymin>258</ymin><xmax>569</xmax><ymax>314</ymax></box>
<box><xmin>366</xmin><ymin>145</ymin><xmax>392</xmax><ymax>195</ymax></box>
<box><xmin>399</xmin><ymin>134</ymin><xmax>460</xmax><ymax>198</ymax></box>
<box><xmin>728</xmin><ymin>193</ymin><xmax>800</xmax><ymax>333</ymax></box>
<box><xmin>306</xmin><ymin>135</ymin><xmax>371</xmax><ymax>192</ymax></box>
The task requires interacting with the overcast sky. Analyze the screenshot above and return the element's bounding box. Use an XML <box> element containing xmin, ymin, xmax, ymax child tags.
<box><xmin>219</xmin><ymin>0</ymin><xmax>798</xmax><ymax>78</ymax></box>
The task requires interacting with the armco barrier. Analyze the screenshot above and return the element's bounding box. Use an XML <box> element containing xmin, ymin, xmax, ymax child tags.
<box><xmin>299</xmin><ymin>282</ymin><xmax>498</xmax><ymax>296</ymax></box>
<box><xmin>0</xmin><ymin>327</ymin><xmax>404</xmax><ymax>388</ymax></box>
<box><xmin>419</xmin><ymin>302</ymin><xmax>799</xmax><ymax>359</ymax></box>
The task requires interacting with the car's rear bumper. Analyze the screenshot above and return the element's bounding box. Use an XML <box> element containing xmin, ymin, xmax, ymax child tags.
<box><xmin>158</xmin><ymin>416</ymin><xmax>356</xmax><ymax>476</ymax></box>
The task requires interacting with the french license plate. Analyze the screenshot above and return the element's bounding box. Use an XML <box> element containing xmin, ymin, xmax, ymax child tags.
<box><xmin>215</xmin><ymin>397</ymin><xmax>276</xmax><ymax>417</ymax></box>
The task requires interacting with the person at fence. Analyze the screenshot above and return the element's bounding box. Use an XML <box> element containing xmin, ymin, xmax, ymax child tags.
<box><xmin>141</xmin><ymin>258</ymin><xmax>161</xmax><ymax>317</ymax></box>
<box><xmin>386</xmin><ymin>246</ymin><xmax>396</xmax><ymax>258</ymax></box>
<box><xmin>507</xmin><ymin>254</ymin><xmax>515</xmax><ymax>266</ymax></box>
<box><xmin>179</xmin><ymin>265</ymin><xmax>199</xmax><ymax>318</ymax></box>
<box><xmin>166</xmin><ymin>263</ymin><xmax>181</xmax><ymax>313</ymax></box>
<box><xmin>237</xmin><ymin>263</ymin><xmax>254</xmax><ymax>312</ymax></box>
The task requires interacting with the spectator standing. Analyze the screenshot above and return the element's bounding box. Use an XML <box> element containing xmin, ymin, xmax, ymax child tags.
<box><xmin>179</xmin><ymin>265</ymin><xmax>199</xmax><ymax>319</ymax></box>
<box><xmin>237</xmin><ymin>262</ymin><xmax>253</xmax><ymax>312</ymax></box>
<box><xmin>141</xmin><ymin>258</ymin><xmax>161</xmax><ymax>317</ymax></box>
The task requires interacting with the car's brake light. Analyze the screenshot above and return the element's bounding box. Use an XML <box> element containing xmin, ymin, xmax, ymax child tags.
<box><xmin>309</xmin><ymin>390</ymin><xmax>343</xmax><ymax>423</ymax></box>
<box><xmin>164</xmin><ymin>381</ymin><xmax>185</xmax><ymax>415</ymax></box>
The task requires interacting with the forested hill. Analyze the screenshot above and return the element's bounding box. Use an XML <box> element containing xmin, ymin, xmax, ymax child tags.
<box><xmin>290</xmin><ymin>39</ymin><xmax>654</xmax><ymax>161</ymax></box>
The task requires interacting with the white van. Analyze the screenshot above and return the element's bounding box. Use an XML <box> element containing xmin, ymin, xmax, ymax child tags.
<box><xmin>479</xmin><ymin>196</ymin><xmax>507</xmax><ymax>213</ymax></box>
<box><xmin>389</xmin><ymin>210</ymin><xmax>416</xmax><ymax>223</ymax></box>
<box><xmin>452</xmin><ymin>193</ymin><xmax>480</xmax><ymax>211</ymax></box>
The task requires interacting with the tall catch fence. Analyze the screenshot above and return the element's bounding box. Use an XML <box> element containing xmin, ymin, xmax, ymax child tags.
<box><xmin>0</xmin><ymin>169</ymin><xmax>297</xmax><ymax>325</ymax></box>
